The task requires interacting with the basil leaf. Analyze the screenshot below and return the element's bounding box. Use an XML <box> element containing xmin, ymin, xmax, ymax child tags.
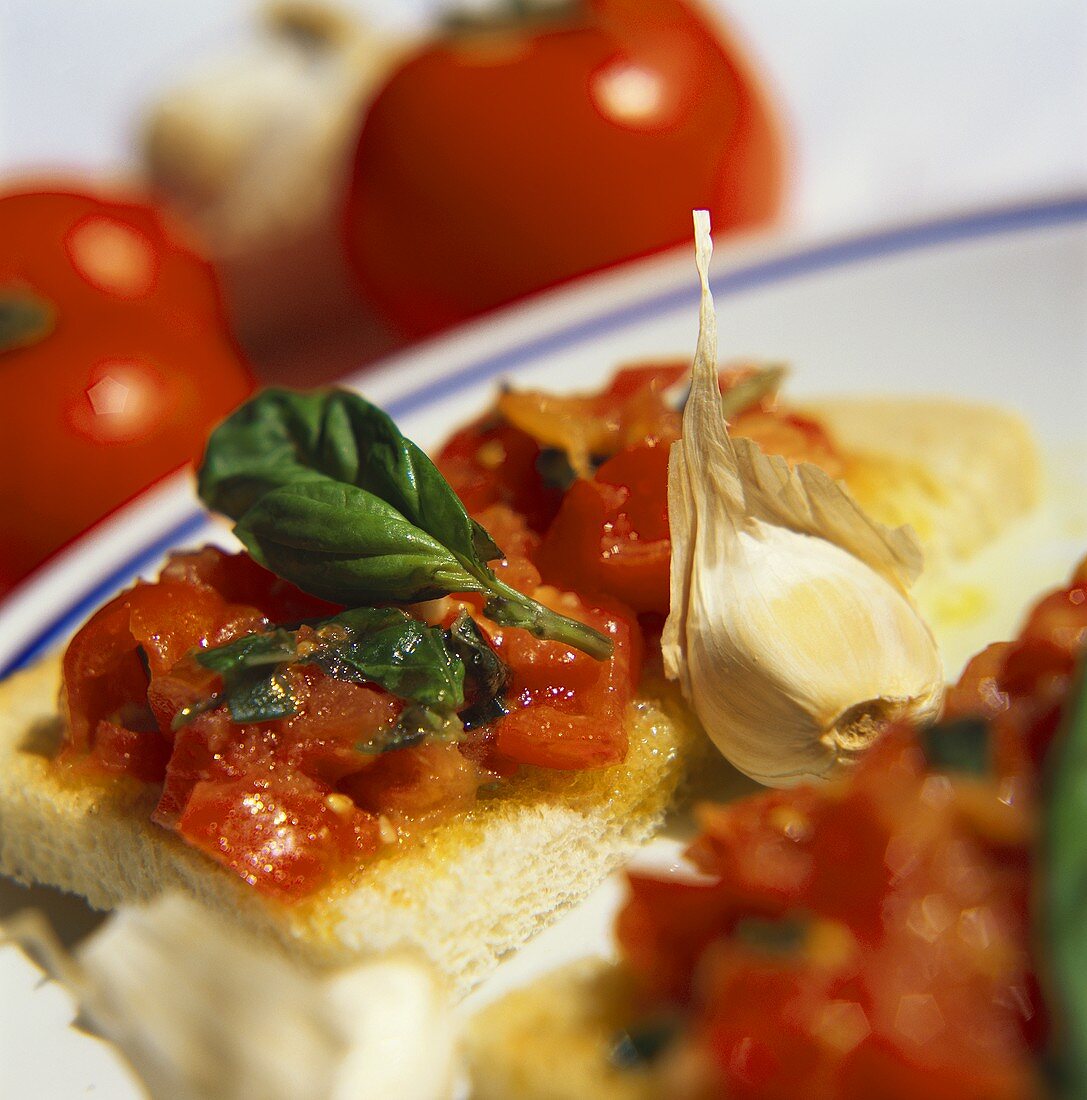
<box><xmin>316</xmin><ymin>392</ymin><xmax>503</xmax><ymax>564</ymax></box>
<box><xmin>192</xmin><ymin>609</ymin><xmax>469</xmax><ymax>725</ymax></box>
<box><xmin>358</xmin><ymin>703</ymin><xmax>449</xmax><ymax>755</ymax></box>
<box><xmin>194</xmin><ymin>630</ymin><xmax>299</xmax><ymax>724</ymax></box>
<box><xmin>234</xmin><ymin>480</ymin><xmax>482</xmax><ymax>604</ymax></box>
<box><xmin>199</xmin><ymin>389</ymin><xmax>612</xmax><ymax>659</ymax></box>
<box><xmin>310</xmin><ymin>608</ymin><xmax>463</xmax><ymax>711</ymax></box>
<box><xmin>198</xmin><ymin>388</ymin><xmax>328</xmax><ymax>519</ymax></box>
<box><xmin>447</xmin><ymin>611</ymin><xmax>509</xmax><ymax>730</ymax></box>
<box><xmin>199</xmin><ymin>388</ymin><xmax>501</xmax><ymax>563</ymax></box>
<box><xmin>1042</xmin><ymin>659</ymin><xmax>1087</xmax><ymax>1098</ymax></box>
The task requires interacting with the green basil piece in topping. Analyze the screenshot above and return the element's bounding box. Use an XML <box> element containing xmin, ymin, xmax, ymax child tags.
<box><xmin>198</xmin><ymin>388</ymin><xmax>612</xmax><ymax>659</ymax></box>
<box><xmin>921</xmin><ymin>716</ymin><xmax>991</xmax><ymax>776</ymax></box>
<box><xmin>309</xmin><ymin>607</ymin><xmax>464</xmax><ymax>712</ymax></box>
<box><xmin>1042</xmin><ymin>659</ymin><xmax>1087</xmax><ymax>1099</ymax></box>
<box><xmin>447</xmin><ymin>611</ymin><xmax>510</xmax><ymax>730</ymax></box>
<box><xmin>358</xmin><ymin>702</ymin><xmax>451</xmax><ymax>755</ymax></box>
<box><xmin>193</xmin><ymin>629</ymin><xmax>300</xmax><ymax>725</ymax></box>
<box><xmin>190</xmin><ymin>608</ymin><xmax>470</xmax><ymax>727</ymax></box>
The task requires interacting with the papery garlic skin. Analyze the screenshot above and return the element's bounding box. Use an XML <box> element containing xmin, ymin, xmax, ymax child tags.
<box><xmin>663</xmin><ymin>211</ymin><xmax>944</xmax><ymax>786</ymax></box>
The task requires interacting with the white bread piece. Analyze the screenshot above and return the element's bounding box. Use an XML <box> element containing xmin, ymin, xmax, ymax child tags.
<box><xmin>0</xmin><ymin>657</ymin><xmax>704</xmax><ymax>998</ymax></box>
<box><xmin>801</xmin><ymin>397</ymin><xmax>1040</xmax><ymax>562</ymax></box>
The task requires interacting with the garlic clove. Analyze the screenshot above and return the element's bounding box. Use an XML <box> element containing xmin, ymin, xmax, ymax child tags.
<box><xmin>663</xmin><ymin>211</ymin><xmax>943</xmax><ymax>786</ymax></box>
<box><xmin>70</xmin><ymin>894</ymin><xmax>460</xmax><ymax>1100</ymax></box>
<box><xmin>143</xmin><ymin>5</ymin><xmax>401</xmax><ymax>253</ymax></box>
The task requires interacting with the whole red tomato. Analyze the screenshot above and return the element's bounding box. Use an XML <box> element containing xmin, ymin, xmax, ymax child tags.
<box><xmin>0</xmin><ymin>187</ymin><xmax>253</xmax><ymax>595</ymax></box>
<box><xmin>343</xmin><ymin>0</ymin><xmax>784</xmax><ymax>338</ymax></box>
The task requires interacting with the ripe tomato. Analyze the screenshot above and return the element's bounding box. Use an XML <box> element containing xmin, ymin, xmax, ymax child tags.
<box><xmin>343</xmin><ymin>0</ymin><xmax>783</xmax><ymax>338</ymax></box>
<box><xmin>0</xmin><ymin>187</ymin><xmax>253</xmax><ymax>595</ymax></box>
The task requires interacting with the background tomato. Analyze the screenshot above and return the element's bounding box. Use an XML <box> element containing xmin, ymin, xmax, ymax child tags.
<box><xmin>343</xmin><ymin>0</ymin><xmax>783</xmax><ymax>338</ymax></box>
<box><xmin>0</xmin><ymin>187</ymin><xmax>253</xmax><ymax>595</ymax></box>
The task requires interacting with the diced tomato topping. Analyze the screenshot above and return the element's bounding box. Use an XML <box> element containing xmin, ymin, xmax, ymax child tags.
<box><xmin>60</xmin><ymin>523</ymin><xmax>641</xmax><ymax>899</ymax></box>
<box><xmin>528</xmin><ymin>363</ymin><xmax>842</xmax><ymax>616</ymax></box>
<box><xmin>340</xmin><ymin>742</ymin><xmax>482</xmax><ymax>837</ymax></box>
<box><xmin>436</xmin><ymin>418</ymin><xmax>562</xmax><ymax>532</ymax></box>
<box><xmin>91</xmin><ymin>719</ymin><xmax>171</xmax><ymax>783</ymax></box>
<box><xmin>57</xmin><ymin>360</ymin><xmax>840</xmax><ymax>903</ymax></box>
<box><xmin>614</xmin><ymin>561</ymin><xmax>1087</xmax><ymax>1100</ymax></box>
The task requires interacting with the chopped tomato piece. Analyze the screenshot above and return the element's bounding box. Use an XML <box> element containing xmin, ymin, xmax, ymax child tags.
<box><xmin>436</xmin><ymin>418</ymin><xmax>561</xmax><ymax>532</ymax></box>
<box><xmin>179</xmin><ymin>775</ymin><xmax>381</xmax><ymax>900</ymax></box>
<box><xmin>491</xmin><ymin>591</ymin><xmax>641</xmax><ymax>770</ymax></box>
<box><xmin>91</xmin><ymin>720</ymin><xmax>171</xmax><ymax>783</ymax></box>
<box><xmin>341</xmin><ymin>742</ymin><xmax>482</xmax><ymax>836</ymax></box>
<box><xmin>538</xmin><ymin>442</ymin><xmax>672</xmax><ymax>614</ymax></box>
<box><xmin>59</xmin><ymin>528</ymin><xmax>643</xmax><ymax>899</ymax></box>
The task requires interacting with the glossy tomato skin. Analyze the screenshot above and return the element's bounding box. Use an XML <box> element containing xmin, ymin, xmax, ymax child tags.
<box><xmin>538</xmin><ymin>442</ymin><xmax>672</xmax><ymax>613</ymax></box>
<box><xmin>344</xmin><ymin>0</ymin><xmax>784</xmax><ymax>337</ymax></box>
<box><xmin>0</xmin><ymin>188</ymin><xmax>253</xmax><ymax>594</ymax></box>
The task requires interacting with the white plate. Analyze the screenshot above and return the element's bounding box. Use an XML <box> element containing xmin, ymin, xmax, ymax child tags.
<box><xmin>1</xmin><ymin>199</ymin><xmax>1085</xmax><ymax>1095</ymax></box>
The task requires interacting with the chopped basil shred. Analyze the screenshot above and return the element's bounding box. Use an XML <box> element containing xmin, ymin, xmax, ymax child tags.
<box><xmin>1042</xmin><ymin>658</ymin><xmax>1087</xmax><ymax>1098</ymax></box>
<box><xmin>921</xmin><ymin>715</ymin><xmax>991</xmax><ymax>776</ymax></box>
<box><xmin>733</xmin><ymin>915</ymin><xmax>810</xmax><ymax>954</ymax></box>
<box><xmin>361</xmin><ymin>702</ymin><xmax>452</xmax><ymax>756</ymax></box>
<box><xmin>181</xmin><ymin>607</ymin><xmax>509</xmax><ymax>748</ymax></box>
<box><xmin>304</xmin><ymin>607</ymin><xmax>463</xmax><ymax>711</ymax></box>
<box><xmin>446</xmin><ymin>611</ymin><xmax>510</xmax><ymax>730</ymax></box>
<box><xmin>194</xmin><ymin>629</ymin><xmax>298</xmax><ymax>724</ymax></box>
<box><xmin>610</xmin><ymin>1017</ymin><xmax>682</xmax><ymax>1070</ymax></box>
<box><xmin>198</xmin><ymin>388</ymin><xmax>612</xmax><ymax>659</ymax></box>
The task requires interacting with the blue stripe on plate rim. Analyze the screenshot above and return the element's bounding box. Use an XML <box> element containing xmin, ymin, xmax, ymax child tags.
<box><xmin>3</xmin><ymin>195</ymin><xmax>1085</xmax><ymax>680</ymax></box>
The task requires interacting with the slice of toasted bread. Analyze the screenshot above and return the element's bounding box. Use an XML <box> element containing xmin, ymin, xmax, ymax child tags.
<box><xmin>802</xmin><ymin>397</ymin><xmax>1040</xmax><ymax>562</ymax></box>
<box><xmin>0</xmin><ymin>657</ymin><xmax>705</xmax><ymax>996</ymax></box>
<box><xmin>466</xmin><ymin>959</ymin><xmax>653</xmax><ymax>1100</ymax></box>
<box><xmin>0</xmin><ymin>397</ymin><xmax>1041</xmax><ymax>996</ymax></box>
